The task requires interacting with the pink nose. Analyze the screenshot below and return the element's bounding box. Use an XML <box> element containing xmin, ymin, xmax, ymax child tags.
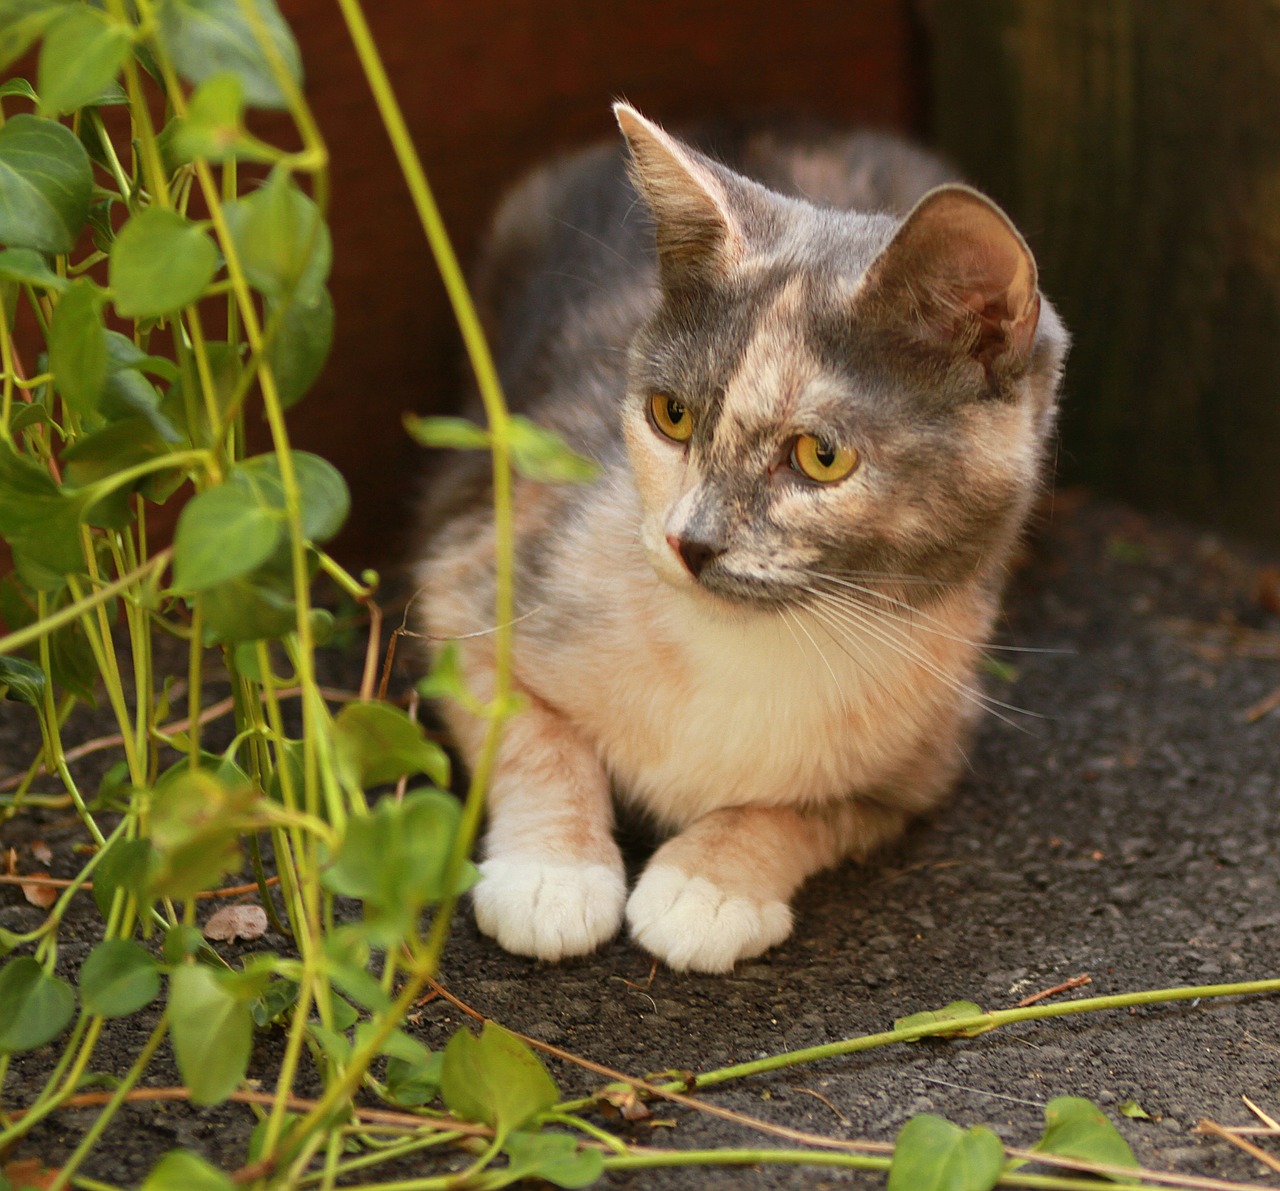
<box><xmin>667</xmin><ymin>534</ymin><xmax>721</xmax><ymax>579</ymax></box>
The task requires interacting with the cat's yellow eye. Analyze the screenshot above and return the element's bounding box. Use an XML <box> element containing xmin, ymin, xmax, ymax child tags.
<box><xmin>650</xmin><ymin>393</ymin><xmax>693</xmax><ymax>443</ymax></box>
<box><xmin>791</xmin><ymin>434</ymin><xmax>859</xmax><ymax>483</ymax></box>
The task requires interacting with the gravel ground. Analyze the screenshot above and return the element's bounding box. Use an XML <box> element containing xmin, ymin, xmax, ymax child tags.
<box><xmin>2</xmin><ymin>488</ymin><xmax>1278</xmax><ymax>1187</ymax></box>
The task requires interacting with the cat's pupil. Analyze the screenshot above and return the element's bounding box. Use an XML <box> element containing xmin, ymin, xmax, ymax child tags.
<box><xmin>815</xmin><ymin>442</ymin><xmax>836</xmax><ymax>467</ymax></box>
<box><xmin>667</xmin><ymin>399</ymin><xmax>686</xmax><ymax>424</ymax></box>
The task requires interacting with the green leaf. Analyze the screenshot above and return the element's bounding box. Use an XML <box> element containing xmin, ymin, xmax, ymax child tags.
<box><xmin>146</xmin><ymin>769</ymin><xmax>253</xmax><ymax>900</ymax></box>
<box><xmin>265</xmin><ymin>286</ymin><xmax>332</xmax><ymax>407</ymax></box>
<box><xmin>172</xmin><ymin>481</ymin><xmax>283</xmax><ymax>592</ymax></box>
<box><xmin>162</xmin><ymin>923</ymin><xmax>205</xmax><ymax>965</ymax></box>
<box><xmin>92</xmin><ymin>838</ymin><xmax>156</xmax><ymax>919</ymax></box>
<box><xmin>353</xmin><ymin>1024</ymin><xmax>428</xmax><ymax>1066</ymax></box>
<box><xmin>320</xmin><ymin>788</ymin><xmax>475</xmax><ymax>945</ymax></box>
<box><xmin>197</xmin><ymin>570</ymin><xmax>297</xmax><ymax>644</ymax></box>
<box><xmin>441</xmin><ymin>1021</ymin><xmax>559</xmax><ymax>1144</ymax></box>
<box><xmin>48</xmin><ymin>278</ymin><xmax>107</xmax><ymax>416</ymax></box>
<box><xmin>506</xmin><ymin>416</ymin><xmax>599</xmax><ymax>483</ymax></box>
<box><xmin>503</xmin><ymin>1130</ymin><xmax>605</xmax><ymax>1189</ymax></box>
<box><xmin>0</xmin><ymin>956</ymin><xmax>76</xmax><ymax>1052</ymax></box>
<box><xmin>142</xmin><ymin>1149</ymin><xmax>234</xmax><ymax>1191</ymax></box>
<box><xmin>332</xmin><ymin>701</ymin><xmax>450</xmax><ymax>790</ymax></box>
<box><xmin>0</xmin><ymin>439</ymin><xmax>86</xmax><ymax>589</ymax></box>
<box><xmin>0</xmin><ymin>3</ymin><xmax>71</xmax><ymax>74</ymax></box>
<box><xmin>887</xmin><ymin>1114</ymin><xmax>1005</xmax><ymax>1191</ymax></box>
<box><xmin>894</xmin><ymin>1000</ymin><xmax>992</xmax><ymax>1039</ymax></box>
<box><xmin>1034</xmin><ymin>1096</ymin><xmax>1139</xmax><ymax>1178</ymax></box>
<box><xmin>235</xmin><ymin>450</ymin><xmax>349</xmax><ymax>542</ymax></box>
<box><xmin>224</xmin><ymin>167</ymin><xmax>329</xmax><ymax>300</ymax></box>
<box><xmin>63</xmin><ymin>418</ymin><xmax>176</xmax><ymax>529</ymax></box>
<box><xmin>329</xmin><ymin>958</ymin><xmax>391</xmax><ymax>1014</ymax></box>
<box><xmin>0</xmin><ymin>655</ymin><xmax>45</xmax><ymax>707</ymax></box>
<box><xmin>0</xmin><ymin>113</ymin><xmax>93</xmax><ymax>253</ymax></box>
<box><xmin>1117</xmin><ymin>1099</ymin><xmax>1150</xmax><ymax>1121</ymax></box>
<box><xmin>79</xmin><ymin>939</ymin><xmax>161</xmax><ymax>1018</ymax></box>
<box><xmin>0</xmin><ymin>246</ymin><xmax>66</xmax><ymax>290</ymax></box>
<box><xmin>403</xmin><ymin>414</ymin><xmax>491</xmax><ymax>451</ymax></box>
<box><xmin>155</xmin><ymin>0</ymin><xmax>301</xmax><ymax>110</ymax></box>
<box><xmin>168</xmin><ymin>963</ymin><xmax>253</xmax><ymax>1105</ymax></box>
<box><xmin>249</xmin><ymin>976</ymin><xmax>297</xmax><ymax>1027</ymax></box>
<box><xmin>416</xmin><ymin>640</ymin><xmax>480</xmax><ymax>709</ymax></box>
<box><xmin>37</xmin><ymin>6</ymin><xmax>132</xmax><ymax>117</ymax></box>
<box><xmin>0</xmin><ymin>78</ymin><xmax>39</xmax><ymax>103</ymax></box>
<box><xmin>384</xmin><ymin>1051</ymin><xmax>443</xmax><ymax>1107</ymax></box>
<box><xmin>109</xmin><ymin>207</ymin><xmax>219</xmax><ymax>318</ymax></box>
<box><xmin>167</xmin><ymin>71</ymin><xmax>275</xmax><ymax>165</ymax></box>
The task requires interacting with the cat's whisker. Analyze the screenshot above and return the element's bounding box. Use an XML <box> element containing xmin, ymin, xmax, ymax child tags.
<box><xmin>800</xmin><ymin>587</ymin><xmax>1040</xmax><ymax>732</ymax></box>
<box><xmin>781</xmin><ymin>606</ymin><xmax>849</xmax><ymax>708</ymax></box>
<box><xmin>799</xmin><ymin>601</ymin><xmax>922</xmax><ymax>724</ymax></box>
<box><xmin>806</xmin><ymin>571</ymin><xmax>1069</xmax><ymax>656</ymax></box>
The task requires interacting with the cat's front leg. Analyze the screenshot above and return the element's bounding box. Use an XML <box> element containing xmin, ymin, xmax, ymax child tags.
<box><xmin>626</xmin><ymin>800</ymin><xmax>910</xmax><ymax>973</ymax></box>
<box><xmin>465</xmin><ymin>692</ymin><xmax>626</xmax><ymax>961</ymax></box>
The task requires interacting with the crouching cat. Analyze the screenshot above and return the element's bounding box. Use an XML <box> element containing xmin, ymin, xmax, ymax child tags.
<box><xmin>414</xmin><ymin>105</ymin><xmax>1067</xmax><ymax>973</ymax></box>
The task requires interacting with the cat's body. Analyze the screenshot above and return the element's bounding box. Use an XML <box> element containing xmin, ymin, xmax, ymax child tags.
<box><xmin>415</xmin><ymin>107</ymin><xmax>1067</xmax><ymax>973</ymax></box>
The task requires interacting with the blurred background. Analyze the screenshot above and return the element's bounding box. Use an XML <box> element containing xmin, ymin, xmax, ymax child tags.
<box><xmin>281</xmin><ymin>0</ymin><xmax>1280</xmax><ymax>562</ymax></box>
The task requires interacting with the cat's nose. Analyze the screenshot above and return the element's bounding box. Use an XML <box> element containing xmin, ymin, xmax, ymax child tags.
<box><xmin>667</xmin><ymin>533</ymin><xmax>723</xmax><ymax>579</ymax></box>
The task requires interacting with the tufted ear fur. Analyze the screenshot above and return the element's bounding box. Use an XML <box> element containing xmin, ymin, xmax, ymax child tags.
<box><xmin>860</xmin><ymin>184</ymin><xmax>1041</xmax><ymax>375</ymax></box>
<box><xmin>614</xmin><ymin>102</ymin><xmax>745</xmax><ymax>286</ymax></box>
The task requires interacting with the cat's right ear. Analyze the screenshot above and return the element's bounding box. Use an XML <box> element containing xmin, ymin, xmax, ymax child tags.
<box><xmin>860</xmin><ymin>184</ymin><xmax>1041</xmax><ymax>377</ymax></box>
<box><xmin>614</xmin><ymin>102</ymin><xmax>745</xmax><ymax>286</ymax></box>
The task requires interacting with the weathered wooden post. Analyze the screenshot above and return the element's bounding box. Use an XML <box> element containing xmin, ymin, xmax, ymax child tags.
<box><xmin>924</xmin><ymin>0</ymin><xmax>1280</xmax><ymax>545</ymax></box>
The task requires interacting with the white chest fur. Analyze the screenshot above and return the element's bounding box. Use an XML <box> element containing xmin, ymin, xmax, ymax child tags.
<box><xmin>521</xmin><ymin>536</ymin><xmax>962</xmax><ymax>829</ymax></box>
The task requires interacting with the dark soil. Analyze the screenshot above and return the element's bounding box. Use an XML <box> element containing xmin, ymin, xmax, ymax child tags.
<box><xmin>2</xmin><ymin>489</ymin><xmax>1279</xmax><ymax>1188</ymax></box>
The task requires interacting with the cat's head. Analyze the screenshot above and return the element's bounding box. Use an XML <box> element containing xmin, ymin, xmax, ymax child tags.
<box><xmin>615</xmin><ymin>104</ymin><xmax>1068</xmax><ymax>613</ymax></box>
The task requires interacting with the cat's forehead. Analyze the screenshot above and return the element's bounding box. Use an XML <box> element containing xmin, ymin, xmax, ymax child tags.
<box><xmin>706</xmin><ymin>273</ymin><xmax>866</xmax><ymax>452</ymax></box>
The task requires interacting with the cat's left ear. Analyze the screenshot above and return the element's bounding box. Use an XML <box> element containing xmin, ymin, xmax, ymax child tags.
<box><xmin>861</xmin><ymin>184</ymin><xmax>1040</xmax><ymax>373</ymax></box>
<box><xmin>614</xmin><ymin>102</ymin><xmax>745</xmax><ymax>286</ymax></box>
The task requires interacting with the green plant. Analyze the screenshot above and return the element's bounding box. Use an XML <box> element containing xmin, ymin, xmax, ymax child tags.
<box><xmin>1</xmin><ymin>4</ymin><xmax>1277</xmax><ymax>1190</ymax></box>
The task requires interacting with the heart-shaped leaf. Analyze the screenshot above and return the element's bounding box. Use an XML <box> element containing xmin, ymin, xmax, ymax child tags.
<box><xmin>172</xmin><ymin>480</ymin><xmax>283</xmax><ymax>592</ymax></box>
<box><xmin>141</xmin><ymin>1149</ymin><xmax>234</xmax><ymax>1191</ymax></box>
<box><xmin>168</xmin><ymin>964</ymin><xmax>252</xmax><ymax>1105</ymax></box>
<box><xmin>441</xmin><ymin>1021</ymin><xmax>559</xmax><ymax>1145</ymax></box>
<box><xmin>1033</xmin><ymin>1096</ymin><xmax>1139</xmax><ymax>1178</ymax></box>
<box><xmin>223</xmin><ymin>167</ymin><xmax>329</xmax><ymax>300</ymax></box>
<box><xmin>0</xmin><ymin>246</ymin><xmax>66</xmax><ymax>290</ymax></box>
<box><xmin>503</xmin><ymin>1130</ymin><xmax>605</xmax><ymax>1189</ymax></box>
<box><xmin>37</xmin><ymin>6</ymin><xmax>132</xmax><ymax>117</ymax></box>
<box><xmin>0</xmin><ymin>113</ymin><xmax>93</xmax><ymax>253</ymax></box>
<box><xmin>155</xmin><ymin>0</ymin><xmax>301</xmax><ymax>110</ymax></box>
<box><xmin>888</xmin><ymin>1114</ymin><xmax>1004</xmax><ymax>1191</ymax></box>
<box><xmin>109</xmin><ymin>207</ymin><xmax>219</xmax><ymax>318</ymax></box>
<box><xmin>264</xmin><ymin>286</ymin><xmax>332</xmax><ymax>407</ymax></box>
<box><xmin>79</xmin><ymin>939</ymin><xmax>161</xmax><ymax>1018</ymax></box>
<box><xmin>331</xmin><ymin>701</ymin><xmax>449</xmax><ymax>790</ymax></box>
<box><xmin>0</xmin><ymin>956</ymin><xmax>76</xmax><ymax>1052</ymax></box>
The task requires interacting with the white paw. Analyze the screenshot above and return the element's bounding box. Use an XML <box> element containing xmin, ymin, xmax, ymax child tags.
<box><xmin>625</xmin><ymin>865</ymin><xmax>793</xmax><ymax>973</ymax></box>
<box><xmin>472</xmin><ymin>857</ymin><xmax>626</xmax><ymax>961</ymax></box>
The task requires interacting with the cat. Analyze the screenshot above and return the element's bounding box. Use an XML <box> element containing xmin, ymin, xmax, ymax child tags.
<box><xmin>413</xmin><ymin>104</ymin><xmax>1067</xmax><ymax>973</ymax></box>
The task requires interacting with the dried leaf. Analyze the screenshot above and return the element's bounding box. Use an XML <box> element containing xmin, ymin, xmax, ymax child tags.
<box><xmin>20</xmin><ymin>875</ymin><xmax>57</xmax><ymax>908</ymax></box>
<box><xmin>30</xmin><ymin>839</ymin><xmax>52</xmax><ymax>865</ymax></box>
<box><xmin>202</xmin><ymin>903</ymin><xmax>268</xmax><ymax>943</ymax></box>
<box><xmin>4</xmin><ymin>1156</ymin><xmax>63</xmax><ymax>1190</ymax></box>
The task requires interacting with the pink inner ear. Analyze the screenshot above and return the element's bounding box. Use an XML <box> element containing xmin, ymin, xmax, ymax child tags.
<box><xmin>884</xmin><ymin>187</ymin><xmax>1040</xmax><ymax>365</ymax></box>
